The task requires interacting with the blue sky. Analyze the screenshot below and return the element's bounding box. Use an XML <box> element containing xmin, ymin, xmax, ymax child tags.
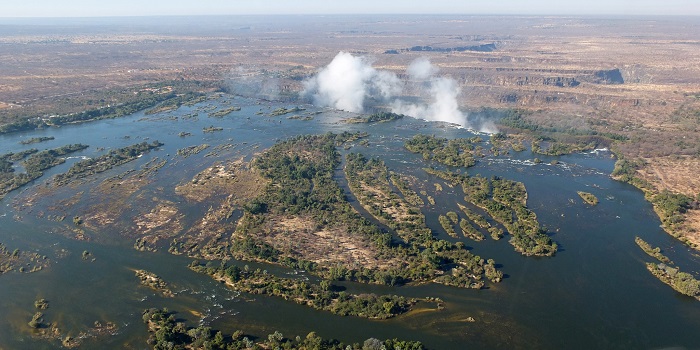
<box><xmin>2</xmin><ymin>0</ymin><xmax>699</xmax><ymax>17</ymax></box>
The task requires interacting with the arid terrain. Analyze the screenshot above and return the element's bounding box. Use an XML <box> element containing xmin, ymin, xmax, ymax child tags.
<box><xmin>2</xmin><ymin>15</ymin><xmax>699</xmax><ymax>246</ymax></box>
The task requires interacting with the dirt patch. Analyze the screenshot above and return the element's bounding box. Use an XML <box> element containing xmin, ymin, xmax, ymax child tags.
<box><xmin>81</xmin><ymin>175</ymin><xmax>151</xmax><ymax>229</ymax></box>
<box><xmin>171</xmin><ymin>195</ymin><xmax>238</xmax><ymax>260</ymax></box>
<box><xmin>638</xmin><ymin>156</ymin><xmax>700</xmax><ymax>196</ymax></box>
<box><xmin>680</xmin><ymin>210</ymin><xmax>700</xmax><ymax>248</ymax></box>
<box><xmin>175</xmin><ymin>158</ymin><xmax>266</xmax><ymax>204</ymax></box>
<box><xmin>263</xmin><ymin>215</ymin><xmax>391</xmax><ymax>269</ymax></box>
<box><xmin>134</xmin><ymin>200</ymin><xmax>183</xmax><ymax>234</ymax></box>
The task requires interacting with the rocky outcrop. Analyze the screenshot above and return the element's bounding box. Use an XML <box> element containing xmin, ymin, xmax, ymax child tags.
<box><xmin>592</xmin><ymin>69</ymin><xmax>624</xmax><ymax>84</ymax></box>
<box><xmin>385</xmin><ymin>43</ymin><xmax>497</xmax><ymax>54</ymax></box>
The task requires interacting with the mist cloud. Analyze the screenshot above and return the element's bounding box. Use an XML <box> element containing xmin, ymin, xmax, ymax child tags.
<box><xmin>407</xmin><ymin>57</ymin><xmax>439</xmax><ymax>80</ymax></box>
<box><xmin>303</xmin><ymin>52</ymin><xmax>496</xmax><ymax>133</ymax></box>
<box><xmin>303</xmin><ymin>52</ymin><xmax>401</xmax><ymax>113</ymax></box>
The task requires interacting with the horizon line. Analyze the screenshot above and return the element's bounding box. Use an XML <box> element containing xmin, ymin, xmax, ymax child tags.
<box><xmin>2</xmin><ymin>13</ymin><xmax>700</xmax><ymax>19</ymax></box>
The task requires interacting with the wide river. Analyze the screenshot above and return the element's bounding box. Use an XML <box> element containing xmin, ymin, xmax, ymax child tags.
<box><xmin>1</xmin><ymin>95</ymin><xmax>699</xmax><ymax>349</ymax></box>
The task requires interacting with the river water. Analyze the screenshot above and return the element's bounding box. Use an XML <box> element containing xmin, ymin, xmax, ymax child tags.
<box><xmin>0</xmin><ymin>95</ymin><xmax>699</xmax><ymax>349</ymax></box>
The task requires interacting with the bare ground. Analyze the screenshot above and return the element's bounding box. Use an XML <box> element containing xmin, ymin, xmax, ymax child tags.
<box><xmin>257</xmin><ymin>215</ymin><xmax>395</xmax><ymax>270</ymax></box>
<box><xmin>636</xmin><ymin>156</ymin><xmax>700</xmax><ymax>248</ymax></box>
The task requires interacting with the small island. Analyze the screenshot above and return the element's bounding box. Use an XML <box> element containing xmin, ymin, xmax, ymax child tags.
<box><xmin>342</xmin><ymin>111</ymin><xmax>405</xmax><ymax>124</ymax></box>
<box><xmin>134</xmin><ymin>269</ymin><xmax>174</xmax><ymax>297</ymax></box>
<box><xmin>577</xmin><ymin>191</ymin><xmax>599</xmax><ymax>206</ymax></box>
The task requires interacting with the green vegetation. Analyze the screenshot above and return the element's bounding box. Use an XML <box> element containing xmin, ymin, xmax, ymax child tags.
<box><xmin>232</xmin><ymin>133</ymin><xmax>501</xmax><ymax>290</ymax></box>
<box><xmin>457</xmin><ymin>203</ymin><xmax>492</xmax><ymax>230</ymax></box>
<box><xmin>390</xmin><ymin>173</ymin><xmax>424</xmax><ymax>206</ymax></box>
<box><xmin>446</xmin><ymin>211</ymin><xmax>458</xmax><ymax>223</ymax></box>
<box><xmin>438</xmin><ymin>214</ymin><xmax>458</xmax><ymax>238</ymax></box>
<box><xmin>425</xmin><ymin>168</ymin><xmax>556</xmax><ymax>256</ymax></box>
<box><xmin>612</xmin><ymin>154</ymin><xmax>698</xmax><ymax>248</ymax></box>
<box><xmin>203</xmin><ymin>126</ymin><xmax>224</xmax><ymax>133</ymax></box>
<box><xmin>270</xmin><ymin>106</ymin><xmax>305</xmax><ymax>117</ymax></box>
<box><xmin>532</xmin><ymin>140</ymin><xmax>597</xmax><ymax>156</ymax></box>
<box><xmin>0</xmin><ymin>242</ymin><xmax>48</xmax><ymax>274</ymax></box>
<box><xmin>53</xmin><ymin>141</ymin><xmax>162</xmax><ymax>186</ymax></box>
<box><xmin>484</xmin><ymin>259</ymin><xmax>503</xmax><ymax>283</ymax></box>
<box><xmin>610</xmin><ymin>156</ymin><xmax>652</xmax><ymax>191</ymax></box>
<box><xmin>577</xmin><ymin>191</ymin><xmax>599</xmax><ymax>206</ymax></box>
<box><xmin>142</xmin><ymin>307</ymin><xmax>425</xmax><ymax>350</ymax></box>
<box><xmin>460</xmin><ymin>218</ymin><xmax>485</xmax><ymax>241</ymax></box>
<box><xmin>405</xmin><ymin>134</ymin><xmax>479</xmax><ymax>168</ymax></box>
<box><xmin>144</xmin><ymin>91</ymin><xmax>208</xmax><ymax>115</ymax></box>
<box><xmin>8</xmin><ymin>148</ymin><xmax>40</xmax><ymax>161</ymax></box>
<box><xmin>135</xmin><ymin>269</ymin><xmax>174</xmax><ymax>297</ymax></box>
<box><xmin>646</xmin><ymin>263</ymin><xmax>700</xmax><ymax>300</ymax></box>
<box><xmin>635</xmin><ymin>236</ymin><xmax>699</xmax><ymax>300</ymax></box>
<box><xmin>1</xmin><ymin>81</ymin><xmax>216</xmax><ymax>136</ymax></box>
<box><xmin>22</xmin><ymin>144</ymin><xmax>89</xmax><ymax>174</ymax></box>
<box><xmin>489</xmin><ymin>132</ymin><xmax>525</xmax><ymax>155</ymax></box>
<box><xmin>343</xmin><ymin>111</ymin><xmax>405</xmax><ymax>124</ymax></box>
<box><xmin>20</xmin><ymin>136</ymin><xmax>54</xmax><ymax>145</ymax></box>
<box><xmin>191</xmin><ymin>261</ymin><xmax>417</xmax><ymax>319</ymax></box>
<box><xmin>497</xmin><ymin>108</ymin><xmax>627</xmax><ymax>143</ymax></box>
<box><xmin>208</xmin><ymin>106</ymin><xmax>241</xmax><ymax>118</ymax></box>
<box><xmin>459</xmin><ymin>204</ymin><xmax>503</xmax><ymax>241</ymax></box>
<box><xmin>344</xmin><ymin>152</ymin><xmax>502</xmax><ymax>288</ymax></box>
<box><xmin>635</xmin><ymin>237</ymin><xmax>671</xmax><ymax>263</ymax></box>
<box><xmin>0</xmin><ymin>143</ymin><xmax>88</xmax><ymax>200</ymax></box>
<box><xmin>651</xmin><ymin>190</ymin><xmax>694</xmax><ymax>232</ymax></box>
<box><xmin>176</xmin><ymin>144</ymin><xmax>210</xmax><ymax>158</ymax></box>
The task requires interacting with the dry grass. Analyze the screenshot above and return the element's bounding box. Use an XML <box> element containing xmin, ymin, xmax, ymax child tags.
<box><xmin>638</xmin><ymin>157</ymin><xmax>700</xmax><ymax>196</ymax></box>
<box><xmin>175</xmin><ymin>158</ymin><xmax>266</xmax><ymax>204</ymax></box>
<box><xmin>260</xmin><ymin>215</ymin><xmax>393</xmax><ymax>269</ymax></box>
<box><xmin>636</xmin><ymin>156</ymin><xmax>700</xmax><ymax>249</ymax></box>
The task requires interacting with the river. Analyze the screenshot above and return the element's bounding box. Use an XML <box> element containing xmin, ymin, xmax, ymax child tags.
<box><xmin>0</xmin><ymin>95</ymin><xmax>698</xmax><ymax>349</ymax></box>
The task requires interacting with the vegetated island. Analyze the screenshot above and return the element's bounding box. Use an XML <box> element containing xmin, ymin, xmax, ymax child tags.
<box><xmin>190</xmin><ymin>261</ymin><xmax>418</xmax><ymax>319</ymax></box>
<box><xmin>424</xmin><ymin>168</ymin><xmax>557</xmax><ymax>256</ymax></box>
<box><xmin>404</xmin><ymin>134</ymin><xmax>481</xmax><ymax>168</ymax></box>
<box><xmin>269</xmin><ymin>106</ymin><xmax>305</xmax><ymax>117</ymax></box>
<box><xmin>52</xmin><ymin>141</ymin><xmax>162</xmax><ymax>187</ymax></box>
<box><xmin>20</xmin><ymin>136</ymin><xmax>55</xmax><ymax>145</ymax></box>
<box><xmin>635</xmin><ymin>236</ymin><xmax>671</xmax><ymax>263</ymax></box>
<box><xmin>0</xmin><ymin>243</ymin><xmax>49</xmax><ymax>274</ymax></box>
<box><xmin>203</xmin><ymin>126</ymin><xmax>224</xmax><ymax>133</ymax></box>
<box><xmin>343</xmin><ymin>152</ymin><xmax>503</xmax><ymax>286</ymax></box>
<box><xmin>143</xmin><ymin>307</ymin><xmax>426</xmax><ymax>350</ymax></box>
<box><xmin>208</xmin><ymin>106</ymin><xmax>241</xmax><ymax>118</ymax></box>
<box><xmin>341</xmin><ymin>111</ymin><xmax>405</xmax><ymax>124</ymax></box>
<box><xmin>27</xmin><ymin>297</ymin><xmax>118</xmax><ymax>348</ymax></box>
<box><xmin>635</xmin><ymin>236</ymin><xmax>699</xmax><ymax>300</ymax></box>
<box><xmin>134</xmin><ymin>269</ymin><xmax>174</xmax><ymax>297</ymax></box>
<box><xmin>1</xmin><ymin>143</ymin><xmax>89</xmax><ymax>200</ymax></box>
<box><xmin>497</xmin><ymin>108</ymin><xmax>700</xmax><ymax>252</ymax></box>
<box><xmin>577</xmin><ymin>191</ymin><xmax>599</xmax><ymax>206</ymax></box>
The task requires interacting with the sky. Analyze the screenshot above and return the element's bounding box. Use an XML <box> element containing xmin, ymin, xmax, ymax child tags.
<box><xmin>1</xmin><ymin>0</ymin><xmax>699</xmax><ymax>17</ymax></box>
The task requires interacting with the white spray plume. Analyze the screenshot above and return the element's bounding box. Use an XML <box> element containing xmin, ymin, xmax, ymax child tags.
<box><xmin>303</xmin><ymin>52</ymin><xmax>401</xmax><ymax>113</ymax></box>
<box><xmin>304</xmin><ymin>52</ymin><xmax>497</xmax><ymax>133</ymax></box>
<box><xmin>407</xmin><ymin>57</ymin><xmax>439</xmax><ymax>80</ymax></box>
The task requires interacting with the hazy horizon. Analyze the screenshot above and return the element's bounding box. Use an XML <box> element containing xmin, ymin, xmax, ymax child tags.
<box><xmin>2</xmin><ymin>0</ymin><xmax>699</xmax><ymax>18</ymax></box>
